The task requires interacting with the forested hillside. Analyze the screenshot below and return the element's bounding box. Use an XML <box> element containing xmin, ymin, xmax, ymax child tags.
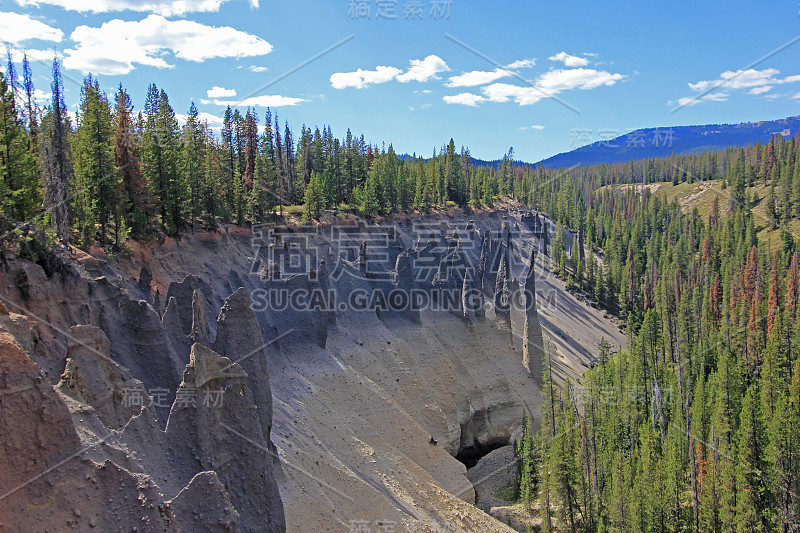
<box><xmin>513</xmin><ymin>134</ymin><xmax>800</xmax><ymax>532</ymax></box>
<box><xmin>1</xmin><ymin>55</ymin><xmax>510</xmax><ymax>250</ymax></box>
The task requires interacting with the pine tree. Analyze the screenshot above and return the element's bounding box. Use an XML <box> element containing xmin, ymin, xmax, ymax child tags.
<box><xmin>181</xmin><ymin>102</ymin><xmax>205</xmax><ymax>229</ymax></box>
<box><xmin>735</xmin><ymin>383</ymin><xmax>772</xmax><ymax>532</ymax></box>
<box><xmin>552</xmin><ymin>382</ymin><xmax>583</xmax><ymax>532</ymax></box>
<box><xmin>73</xmin><ymin>75</ymin><xmax>119</xmax><ymax>246</ymax></box>
<box><xmin>40</xmin><ymin>56</ymin><xmax>72</xmax><ymax>243</ymax></box>
<box><xmin>21</xmin><ymin>54</ymin><xmax>38</xmax><ymax>147</ymax></box>
<box><xmin>248</xmin><ymin>111</ymin><xmax>275</xmax><ymax>224</ymax></box>
<box><xmin>767</xmin><ymin>251</ymin><xmax>782</xmax><ymax>337</ymax></box>
<box><xmin>359</xmin><ymin>165</ymin><xmax>381</xmax><ymax>217</ymax></box>
<box><xmin>142</xmin><ymin>87</ymin><xmax>184</xmax><ymax>235</ymax></box>
<box><xmin>220</xmin><ymin>106</ymin><xmax>236</xmax><ymax>219</ymax></box>
<box><xmin>0</xmin><ymin>70</ymin><xmax>39</xmax><ymax>222</ymax></box>
<box><xmin>302</xmin><ymin>172</ymin><xmax>325</xmax><ymax>222</ymax></box>
<box><xmin>516</xmin><ymin>416</ymin><xmax>538</xmax><ymax>509</ymax></box>
<box><xmin>113</xmin><ymin>84</ymin><xmax>150</xmax><ymax>239</ymax></box>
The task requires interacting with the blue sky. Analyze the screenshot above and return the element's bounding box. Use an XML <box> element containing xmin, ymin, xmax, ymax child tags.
<box><xmin>2</xmin><ymin>0</ymin><xmax>800</xmax><ymax>162</ymax></box>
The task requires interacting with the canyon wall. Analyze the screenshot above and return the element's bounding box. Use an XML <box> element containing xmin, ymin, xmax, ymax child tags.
<box><xmin>0</xmin><ymin>206</ymin><xmax>624</xmax><ymax>532</ymax></box>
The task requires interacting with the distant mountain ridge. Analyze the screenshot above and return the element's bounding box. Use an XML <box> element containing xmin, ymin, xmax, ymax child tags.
<box><xmin>535</xmin><ymin>115</ymin><xmax>800</xmax><ymax>168</ymax></box>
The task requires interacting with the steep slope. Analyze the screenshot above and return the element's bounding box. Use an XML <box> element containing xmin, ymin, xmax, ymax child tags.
<box><xmin>0</xmin><ymin>206</ymin><xmax>624</xmax><ymax>532</ymax></box>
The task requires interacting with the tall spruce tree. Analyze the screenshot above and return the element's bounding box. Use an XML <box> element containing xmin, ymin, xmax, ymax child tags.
<box><xmin>73</xmin><ymin>75</ymin><xmax>119</xmax><ymax>245</ymax></box>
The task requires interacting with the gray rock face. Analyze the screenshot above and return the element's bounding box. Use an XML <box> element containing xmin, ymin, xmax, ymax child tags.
<box><xmin>190</xmin><ymin>289</ymin><xmax>211</xmax><ymax>346</ymax></box>
<box><xmin>213</xmin><ymin>289</ymin><xmax>286</xmax><ymax>531</ymax></box>
<box><xmin>56</xmin><ymin>325</ymin><xmax>146</xmax><ymax>429</ymax></box>
<box><xmin>462</xmin><ymin>267</ymin><xmax>484</xmax><ymax>323</ymax></box>
<box><xmin>138</xmin><ymin>263</ymin><xmax>152</xmax><ymax>294</ymax></box>
<box><xmin>477</xmin><ymin>234</ymin><xmax>489</xmax><ymax>293</ymax></box>
<box><xmin>393</xmin><ymin>251</ymin><xmax>420</xmax><ymax>324</ymax></box>
<box><xmin>163</xmin><ymin>295</ymin><xmax>191</xmax><ymax>366</ymax></box>
<box><xmin>522</xmin><ymin>252</ymin><xmax>545</xmax><ymax>384</ymax></box>
<box><xmin>89</xmin><ymin>277</ymin><xmax>183</xmax><ymax>425</ymax></box>
<box><xmin>358</xmin><ymin>240</ymin><xmax>369</xmax><ymax>279</ymax></box>
<box><xmin>486</xmin><ymin>232</ymin><xmax>503</xmax><ymax>299</ymax></box>
<box><xmin>214</xmin><ymin>288</ymin><xmax>275</xmax><ymax>445</ymax></box>
<box><xmin>168</xmin><ymin>343</ymin><xmax>286</xmax><ymax>533</ymax></box>
<box><xmin>261</xmin><ymin>273</ymin><xmax>328</xmax><ymax>349</ymax></box>
<box><xmin>166</xmin><ymin>275</ymin><xmax>217</xmax><ymax>338</ymax></box>
<box><xmin>0</xmin><ymin>333</ymin><xmax>177</xmax><ymax>532</ymax></box>
<box><xmin>316</xmin><ymin>258</ymin><xmax>336</xmax><ymax>328</ymax></box>
<box><xmin>494</xmin><ymin>242</ymin><xmax>513</xmax><ymax>345</ymax></box>
<box><xmin>168</xmin><ymin>471</ymin><xmax>240</xmax><ymax>532</ymax></box>
<box><xmin>153</xmin><ymin>287</ymin><xmax>163</xmax><ymax>317</ymax></box>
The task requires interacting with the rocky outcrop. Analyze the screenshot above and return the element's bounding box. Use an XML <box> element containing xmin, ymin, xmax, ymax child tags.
<box><xmin>494</xmin><ymin>242</ymin><xmax>513</xmax><ymax>346</ymax></box>
<box><xmin>213</xmin><ymin>289</ymin><xmax>286</xmax><ymax>531</ymax></box>
<box><xmin>483</xmin><ymin>231</ymin><xmax>502</xmax><ymax>298</ymax></box>
<box><xmin>138</xmin><ymin>263</ymin><xmax>153</xmax><ymax>295</ymax></box>
<box><xmin>522</xmin><ymin>253</ymin><xmax>545</xmax><ymax>384</ymax></box>
<box><xmin>88</xmin><ymin>277</ymin><xmax>183</xmax><ymax>425</ymax></box>
<box><xmin>167</xmin><ymin>343</ymin><xmax>286</xmax><ymax>533</ymax></box>
<box><xmin>214</xmin><ymin>288</ymin><xmax>275</xmax><ymax>445</ymax></box>
<box><xmin>165</xmin><ymin>274</ymin><xmax>217</xmax><ymax>338</ymax></box>
<box><xmin>168</xmin><ymin>471</ymin><xmax>240</xmax><ymax>532</ymax></box>
<box><xmin>163</xmin><ymin>294</ymin><xmax>190</xmax><ymax>363</ymax></box>
<box><xmin>56</xmin><ymin>325</ymin><xmax>146</xmax><ymax>429</ymax></box>
<box><xmin>0</xmin><ymin>333</ymin><xmax>176</xmax><ymax>532</ymax></box>
<box><xmin>189</xmin><ymin>289</ymin><xmax>211</xmax><ymax>346</ymax></box>
<box><xmin>392</xmin><ymin>250</ymin><xmax>420</xmax><ymax>324</ymax></box>
<box><xmin>462</xmin><ymin>267</ymin><xmax>479</xmax><ymax>323</ymax></box>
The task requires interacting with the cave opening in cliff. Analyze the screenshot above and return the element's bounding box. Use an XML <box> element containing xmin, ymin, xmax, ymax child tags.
<box><xmin>455</xmin><ymin>435</ymin><xmax>511</xmax><ymax>469</ymax></box>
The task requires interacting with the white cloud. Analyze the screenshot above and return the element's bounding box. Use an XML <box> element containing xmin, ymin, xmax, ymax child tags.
<box><xmin>793</xmin><ymin>92</ymin><xmax>800</xmax><ymax>100</ymax></box>
<box><xmin>507</xmin><ymin>58</ymin><xmax>536</xmax><ymax>69</ymax></box>
<box><xmin>519</xmin><ymin>124</ymin><xmax>545</xmax><ymax>130</ymax></box>
<box><xmin>396</xmin><ymin>55</ymin><xmax>449</xmax><ymax>83</ymax></box>
<box><xmin>688</xmin><ymin>68</ymin><xmax>779</xmax><ymax>92</ymax></box>
<box><xmin>479</xmin><ymin>68</ymin><xmax>625</xmax><ymax>106</ymax></box>
<box><xmin>4</xmin><ymin>45</ymin><xmax>59</xmax><ymax>67</ymax></box>
<box><xmin>33</xmin><ymin>88</ymin><xmax>52</xmax><ymax>103</ymax></box>
<box><xmin>482</xmin><ymin>83</ymin><xmax>542</xmax><ymax>105</ymax></box>
<box><xmin>207</xmin><ymin>85</ymin><xmax>236</xmax><ymax>98</ymax></box>
<box><xmin>0</xmin><ymin>11</ymin><xmax>63</xmax><ymax>43</ymax></box>
<box><xmin>207</xmin><ymin>94</ymin><xmax>304</xmax><ymax>107</ymax></box>
<box><xmin>702</xmin><ymin>92</ymin><xmax>729</xmax><ymax>102</ymax></box>
<box><xmin>15</xmin><ymin>0</ymin><xmax>257</xmax><ymax>16</ymax></box>
<box><xmin>249</xmin><ymin>65</ymin><xmax>267</xmax><ymax>73</ymax></box>
<box><xmin>537</xmin><ymin>68</ymin><xmax>623</xmax><ymax>92</ymax></box>
<box><xmin>676</xmin><ymin>92</ymin><xmax>729</xmax><ymax>107</ymax></box>
<box><xmin>446</xmin><ymin>68</ymin><xmax>512</xmax><ymax>87</ymax></box>
<box><xmin>676</xmin><ymin>68</ymin><xmax>800</xmax><ymax>106</ymax></box>
<box><xmin>63</xmin><ymin>14</ymin><xmax>273</xmax><ymax>75</ymax></box>
<box><xmin>549</xmin><ymin>51</ymin><xmax>590</xmax><ymax>67</ymax></box>
<box><xmin>442</xmin><ymin>92</ymin><xmax>486</xmax><ymax>107</ymax></box>
<box><xmin>176</xmin><ymin>110</ymin><xmax>224</xmax><ymax>128</ymax></box>
<box><xmin>331</xmin><ymin>55</ymin><xmax>448</xmax><ymax>90</ymax></box>
<box><xmin>330</xmin><ymin>66</ymin><xmax>402</xmax><ymax>89</ymax></box>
